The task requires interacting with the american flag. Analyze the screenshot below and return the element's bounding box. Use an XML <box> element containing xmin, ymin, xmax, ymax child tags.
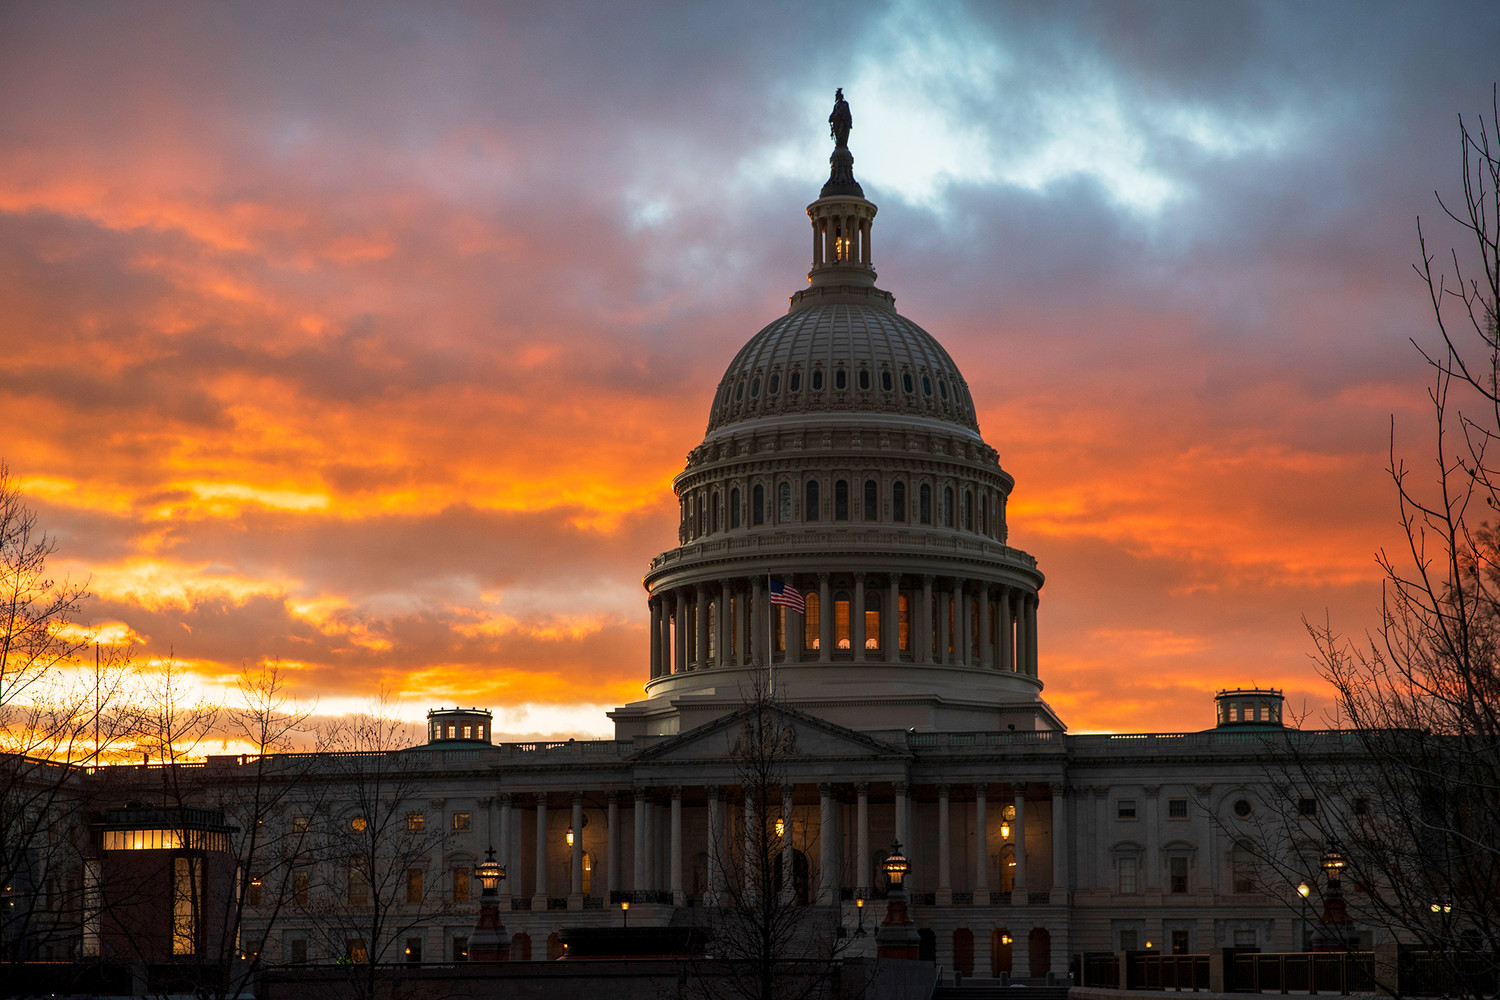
<box><xmin>769</xmin><ymin>577</ymin><xmax>805</xmax><ymax>613</ymax></box>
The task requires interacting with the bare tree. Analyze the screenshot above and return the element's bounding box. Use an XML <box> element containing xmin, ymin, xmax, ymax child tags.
<box><xmin>0</xmin><ymin>465</ymin><xmax>135</xmax><ymax>963</ymax></box>
<box><xmin>293</xmin><ymin>700</ymin><xmax>456</xmax><ymax>1000</ymax></box>
<box><xmin>688</xmin><ymin>683</ymin><xmax>850</xmax><ymax>1000</ymax></box>
<box><xmin>1278</xmin><ymin>88</ymin><xmax>1500</xmax><ymax>998</ymax></box>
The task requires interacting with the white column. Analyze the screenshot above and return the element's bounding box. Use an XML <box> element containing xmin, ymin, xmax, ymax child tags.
<box><xmin>570</xmin><ymin>792</ymin><xmax>584</xmax><ymax>907</ymax></box>
<box><xmin>937</xmin><ymin>784</ymin><xmax>953</xmax><ymax>905</ymax></box>
<box><xmin>675</xmin><ymin>590</ymin><xmax>688</xmax><ymax>674</ymax></box>
<box><xmin>856</xmin><ymin>782</ymin><xmax>870</xmax><ymax>896</ymax></box>
<box><xmin>1027</xmin><ymin>594</ymin><xmax>1039</xmax><ymax>675</ymax></box>
<box><xmin>853</xmin><ymin>573</ymin><xmax>866</xmax><ymax>660</ymax></box>
<box><xmin>979</xmin><ymin>585</ymin><xmax>992</xmax><ymax>669</ymax></box>
<box><xmin>670</xmin><ymin>787</ymin><xmax>684</xmax><ymax>905</ymax></box>
<box><xmin>974</xmin><ymin>783</ymin><xmax>989</xmax><ymax>901</ymax></box>
<box><xmin>532</xmin><ymin>794</ymin><xmax>548</xmax><ymax>909</ymax></box>
<box><xmin>818</xmin><ymin>573</ymin><xmax>833</xmax><ymax>662</ymax></box>
<box><xmin>1144</xmin><ymin>785</ymin><xmax>1161</xmax><ymax>891</ymax></box>
<box><xmin>497</xmin><ymin>793</ymin><xmax>513</xmax><ymax>907</ymax></box>
<box><xmin>887</xmin><ymin>573</ymin><xmax>901</xmax><ymax>657</ymax></box>
<box><xmin>606</xmin><ymin>792</ymin><xmax>620</xmax><ymax>896</ymax></box>
<box><xmin>752</xmin><ymin>578</ymin><xmax>766</xmax><ymax>665</ymax></box>
<box><xmin>695</xmin><ymin>586</ymin><xmax>709</xmax><ymax>668</ymax></box>
<box><xmin>706</xmin><ymin>787</ymin><xmax>723</xmax><ymax>906</ymax></box>
<box><xmin>649</xmin><ymin>598</ymin><xmax>662</xmax><ymax>678</ymax></box>
<box><xmin>818</xmin><ymin>783</ymin><xmax>835</xmax><ymax>905</ymax></box>
<box><xmin>632</xmin><ymin>787</ymin><xmax>646</xmax><ymax>893</ymax></box>
<box><xmin>997</xmin><ymin>587</ymin><xmax>1012</xmax><ymax>671</ymax></box>
<box><xmin>1051</xmin><ymin>782</ymin><xmax>1068</xmax><ymax>899</ymax></box>
<box><xmin>894</xmin><ymin>781</ymin><xmax>909</xmax><ymax>847</ymax></box>
<box><xmin>781</xmin><ymin>784</ymin><xmax>795</xmax><ymax>904</ymax></box>
<box><xmin>1012</xmin><ymin>786</ymin><xmax>1027</xmax><ymax>902</ymax></box>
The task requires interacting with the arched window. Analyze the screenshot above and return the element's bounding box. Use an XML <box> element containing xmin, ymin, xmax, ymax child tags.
<box><xmin>864</xmin><ymin>591</ymin><xmax>881</xmax><ymax>650</ymax></box>
<box><xmin>882</xmin><ymin>370</ymin><xmax>894</xmax><ymax>392</ymax></box>
<box><xmin>919</xmin><ymin>484</ymin><xmax>932</xmax><ymax>524</ymax></box>
<box><xmin>834</xmin><ymin>480</ymin><xmax>849</xmax><ymax>521</ymax></box>
<box><xmin>943</xmin><ymin>486</ymin><xmax>954</xmax><ymax>527</ymax></box>
<box><xmin>789</xmin><ymin>370</ymin><xmax>802</xmax><ymax>392</ymax></box>
<box><xmin>857</xmin><ymin>369</ymin><xmax>870</xmax><ymax>391</ymax></box>
<box><xmin>834</xmin><ymin>590</ymin><xmax>851</xmax><ymax>649</ymax></box>
<box><xmin>863</xmin><ymin>479</ymin><xmax>878</xmax><ymax>521</ymax></box>
<box><xmin>835</xmin><ymin>369</ymin><xmax>848</xmax><ymax>390</ymax></box>
<box><xmin>812</xmin><ymin>369</ymin><xmax>824</xmax><ymax>391</ymax></box>
<box><xmin>979</xmin><ymin>493</ymin><xmax>986</xmax><ymax>534</ymax></box>
<box><xmin>752</xmin><ymin>484</ymin><xmax>765</xmax><ymax>526</ymax></box>
<box><xmin>730</xmin><ymin>487</ymin><xmax>741</xmax><ymax>528</ymax></box>
<box><xmin>778</xmin><ymin>482</ymin><xmax>792</xmax><ymax>523</ymax></box>
<box><xmin>922</xmin><ymin>375</ymin><xmax>933</xmax><ymax>397</ymax></box>
<box><xmin>712</xmin><ymin>493</ymin><xmax>721</xmax><ymax>532</ymax></box>
<box><xmin>804</xmin><ymin>592</ymin><xmax>820</xmax><ymax>650</ymax></box>
<box><xmin>768</xmin><ymin>372</ymin><xmax>780</xmax><ymax>395</ymax></box>
<box><xmin>805</xmin><ymin>480</ymin><xmax>820</xmax><ymax>521</ymax></box>
<box><xmin>964</xmin><ymin>489</ymin><xmax>973</xmax><ymax>530</ymax></box>
<box><xmin>893</xmin><ymin>481</ymin><xmax>906</xmax><ymax>522</ymax></box>
<box><xmin>707</xmin><ymin>600</ymin><xmax>717</xmax><ymax>662</ymax></box>
<box><xmin>903</xmin><ymin>371</ymin><xmax>914</xmax><ymax>394</ymax></box>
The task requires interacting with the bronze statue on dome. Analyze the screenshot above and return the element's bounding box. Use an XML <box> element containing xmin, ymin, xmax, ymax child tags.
<box><xmin>829</xmin><ymin>88</ymin><xmax>852</xmax><ymax>148</ymax></box>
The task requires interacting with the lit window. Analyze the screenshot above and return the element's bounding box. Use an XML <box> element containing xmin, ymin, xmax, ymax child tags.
<box><xmin>899</xmin><ymin>593</ymin><xmax>911</xmax><ymax>651</ymax></box>
<box><xmin>462</xmin><ymin>725</ymin><xmax>472</xmax><ymax>739</ymax></box>
<box><xmin>346</xmin><ymin>939</ymin><xmax>368</xmax><ymax>964</ymax></box>
<box><xmin>834</xmin><ymin>591</ymin><xmax>851</xmax><ymax>650</ymax></box>
<box><xmin>864</xmin><ymin>592</ymin><xmax>881</xmax><ymax>650</ymax></box>
<box><xmin>351</xmin><ymin>816</ymin><xmax>367</xmax><ymax>832</ymax></box>
<box><xmin>173</xmin><ymin>857</ymin><xmax>200</xmax><ymax>955</ymax></box>
<box><xmin>407</xmin><ymin>812</ymin><xmax>426</xmax><ymax>832</ymax></box>
<box><xmin>247</xmin><ymin>875</ymin><xmax>262</xmax><ymax>907</ymax></box>
<box><xmin>453</xmin><ymin>812</ymin><xmax>471</xmax><ymax>831</ymax></box>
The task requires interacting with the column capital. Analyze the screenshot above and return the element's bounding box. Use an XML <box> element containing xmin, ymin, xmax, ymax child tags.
<box><xmin>781</xmin><ymin>783</ymin><xmax>795</xmax><ymax>798</ymax></box>
<box><xmin>633</xmin><ymin>786</ymin><xmax>648</xmax><ymax>801</ymax></box>
<box><xmin>706</xmin><ymin>785</ymin><xmax>720</xmax><ymax>801</ymax></box>
<box><xmin>1049</xmin><ymin>781</ymin><xmax>1066</xmax><ymax>795</ymax></box>
<box><xmin>936</xmin><ymin>783</ymin><xmax>951</xmax><ymax>795</ymax></box>
<box><xmin>972</xmin><ymin>783</ymin><xmax>989</xmax><ymax>797</ymax></box>
<box><xmin>1092</xmin><ymin>785</ymin><xmax>1110</xmax><ymax>798</ymax></box>
<box><xmin>497</xmin><ymin>792</ymin><xmax>512</xmax><ymax>806</ymax></box>
<box><xmin>1194</xmin><ymin>784</ymin><xmax>1212</xmax><ymax>797</ymax></box>
<box><xmin>893</xmin><ymin>781</ymin><xmax>909</xmax><ymax>795</ymax></box>
<box><xmin>817</xmin><ymin>782</ymin><xmax>833</xmax><ymax>796</ymax></box>
<box><xmin>854</xmin><ymin>781</ymin><xmax>870</xmax><ymax>793</ymax></box>
<box><xmin>531</xmin><ymin>792</ymin><xmax>547</xmax><ymax>807</ymax></box>
<box><xmin>921</xmin><ymin>574</ymin><xmax>934</xmax><ymax>585</ymax></box>
<box><xmin>605</xmin><ymin>790</ymin><xmax>618</xmax><ymax>805</ymax></box>
<box><xmin>853</xmin><ymin>570</ymin><xmax>865</xmax><ymax>582</ymax></box>
<box><xmin>1012</xmin><ymin>782</ymin><xmax>1028</xmax><ymax>796</ymax></box>
<box><xmin>670</xmin><ymin>785</ymin><xmax>683</xmax><ymax>800</ymax></box>
<box><xmin>1143</xmin><ymin>785</ymin><xmax>1161</xmax><ymax>797</ymax></box>
<box><xmin>571</xmin><ymin>790</ymin><xmax>585</xmax><ymax>803</ymax></box>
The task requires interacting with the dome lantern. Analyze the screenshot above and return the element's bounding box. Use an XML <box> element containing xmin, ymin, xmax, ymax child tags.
<box><xmin>795</xmin><ymin>89</ymin><xmax>888</xmax><ymax>311</ymax></box>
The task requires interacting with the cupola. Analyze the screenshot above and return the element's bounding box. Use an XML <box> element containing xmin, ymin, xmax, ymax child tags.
<box><xmin>427</xmin><ymin>707</ymin><xmax>493</xmax><ymax>744</ymax></box>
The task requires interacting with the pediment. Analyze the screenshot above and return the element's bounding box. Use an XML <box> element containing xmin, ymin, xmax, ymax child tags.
<box><xmin>631</xmin><ymin>702</ymin><xmax>911</xmax><ymax>764</ymax></box>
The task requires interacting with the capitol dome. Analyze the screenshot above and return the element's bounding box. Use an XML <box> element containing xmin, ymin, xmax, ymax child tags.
<box><xmin>611</xmin><ymin>93</ymin><xmax>1057</xmax><ymax>740</ymax></box>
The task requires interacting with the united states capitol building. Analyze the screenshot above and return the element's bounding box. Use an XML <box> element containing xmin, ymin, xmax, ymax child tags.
<box><xmin>73</xmin><ymin>98</ymin><xmax>1336</xmax><ymax>982</ymax></box>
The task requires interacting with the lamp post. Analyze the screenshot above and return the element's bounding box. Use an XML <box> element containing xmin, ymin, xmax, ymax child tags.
<box><xmin>1314</xmin><ymin>845</ymin><xmax>1354</xmax><ymax>951</ymax></box>
<box><xmin>469</xmin><ymin>846</ymin><xmax>509</xmax><ymax>961</ymax></box>
<box><xmin>875</xmin><ymin>841</ymin><xmax>921</xmax><ymax>960</ymax></box>
<box><xmin>1298</xmin><ymin>882</ymin><xmax>1311</xmax><ymax>951</ymax></box>
<box><xmin>621</xmin><ymin>899</ymin><xmax>629</xmax><ymax>927</ymax></box>
<box><xmin>855</xmin><ymin>896</ymin><xmax>866</xmax><ymax>937</ymax></box>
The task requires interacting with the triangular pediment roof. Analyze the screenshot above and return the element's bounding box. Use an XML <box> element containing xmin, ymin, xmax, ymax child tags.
<box><xmin>630</xmin><ymin>702</ymin><xmax>912</xmax><ymax>765</ymax></box>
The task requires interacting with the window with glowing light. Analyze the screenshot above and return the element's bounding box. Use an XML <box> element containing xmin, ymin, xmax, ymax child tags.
<box><xmin>804</xmin><ymin>593</ymin><xmax>820</xmax><ymax>650</ymax></box>
<box><xmin>899</xmin><ymin>594</ymin><xmax>911</xmax><ymax>651</ymax></box>
<box><xmin>453</xmin><ymin>812</ymin><xmax>471</xmax><ymax>831</ymax></box>
<box><xmin>864</xmin><ymin>592</ymin><xmax>881</xmax><ymax>650</ymax></box>
<box><xmin>406</xmin><ymin>868</ymin><xmax>423</xmax><ymax>903</ymax></box>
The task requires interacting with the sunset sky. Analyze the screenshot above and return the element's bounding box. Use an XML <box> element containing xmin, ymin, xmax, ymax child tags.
<box><xmin>3</xmin><ymin>2</ymin><xmax>1498</xmax><ymax>742</ymax></box>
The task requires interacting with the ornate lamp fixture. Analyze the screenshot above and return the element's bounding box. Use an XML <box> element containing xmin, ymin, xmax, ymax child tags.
<box><xmin>469</xmin><ymin>847</ymin><xmax>508</xmax><ymax>961</ymax></box>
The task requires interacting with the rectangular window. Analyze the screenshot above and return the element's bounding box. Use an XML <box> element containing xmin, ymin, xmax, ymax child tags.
<box><xmin>349</xmin><ymin>860</ymin><xmax>368</xmax><ymax>904</ymax></box>
<box><xmin>406</xmin><ymin>868</ymin><xmax>423</xmax><ymax>903</ymax></box>
<box><xmin>1352</xmin><ymin>796</ymin><xmax>1370</xmax><ymax>816</ymax></box>
<box><xmin>172</xmin><ymin>856</ymin><xmax>200</xmax><ymax>956</ymax></box>
<box><xmin>453</xmin><ymin>812</ymin><xmax>471</xmax><ymax>831</ymax></box>
<box><xmin>290</xmin><ymin>939</ymin><xmax>307</xmax><ymax>964</ymax></box>
<box><xmin>1298</xmin><ymin>797</ymin><xmax>1317</xmax><ymax>817</ymax></box>
<box><xmin>1168</xmin><ymin>798</ymin><xmax>1188</xmax><ymax>819</ymax></box>
<box><xmin>462</xmin><ymin>725</ymin><xmax>472</xmax><ymax>739</ymax></box>
<box><xmin>452</xmin><ymin>936</ymin><xmax>469</xmax><ymax>962</ymax></box>
<box><xmin>1120</xmin><ymin>929</ymin><xmax>1138</xmax><ymax>951</ymax></box>
<box><xmin>453</xmin><ymin>867</ymin><xmax>470</xmax><ymax>903</ymax></box>
<box><xmin>1169</xmin><ymin>856</ymin><xmax>1188</xmax><ymax>894</ymax></box>
<box><xmin>406</xmin><ymin>811</ymin><xmax>426</xmax><ymax>832</ymax></box>
<box><xmin>1118</xmin><ymin>856</ymin><xmax>1138</xmax><ymax>894</ymax></box>
<box><xmin>292</xmin><ymin>815</ymin><xmax>310</xmax><ymax>834</ymax></box>
<box><xmin>1233</xmin><ymin>929</ymin><xmax>1257</xmax><ymax>949</ymax></box>
<box><xmin>1171</xmin><ymin>930</ymin><xmax>1190</xmax><ymax>955</ymax></box>
<box><xmin>1117</xmin><ymin>800</ymin><xmax>1137</xmax><ymax>819</ymax></box>
<box><xmin>1231</xmin><ymin>844</ymin><xmax>1255</xmax><ymax>894</ymax></box>
<box><xmin>834</xmin><ymin>595</ymin><xmax>851</xmax><ymax>649</ymax></box>
<box><xmin>293</xmin><ymin>871</ymin><xmax>309</xmax><ymax>906</ymax></box>
<box><xmin>346</xmin><ymin>939</ymin><xmax>368</xmax><ymax>964</ymax></box>
<box><xmin>247</xmin><ymin>874</ymin><xmax>263</xmax><ymax>907</ymax></box>
<box><xmin>774</xmin><ymin>606</ymin><xmax>785</xmax><ymax>652</ymax></box>
<box><xmin>405</xmin><ymin>937</ymin><xmax>422</xmax><ymax>963</ymax></box>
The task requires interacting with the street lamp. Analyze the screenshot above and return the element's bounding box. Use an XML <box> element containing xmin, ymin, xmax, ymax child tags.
<box><xmin>469</xmin><ymin>846</ymin><xmax>508</xmax><ymax>961</ymax></box>
<box><xmin>855</xmin><ymin>896</ymin><xmax>866</xmax><ymax>937</ymax></box>
<box><xmin>565</xmin><ymin>825</ymin><xmax>575</xmax><ymax>848</ymax></box>
<box><xmin>1298</xmin><ymin>882</ymin><xmax>1312</xmax><ymax>951</ymax></box>
<box><xmin>881</xmin><ymin>843</ymin><xmax>909</xmax><ymax>889</ymax></box>
<box><xmin>621</xmin><ymin>899</ymin><xmax>630</xmax><ymax>927</ymax></box>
